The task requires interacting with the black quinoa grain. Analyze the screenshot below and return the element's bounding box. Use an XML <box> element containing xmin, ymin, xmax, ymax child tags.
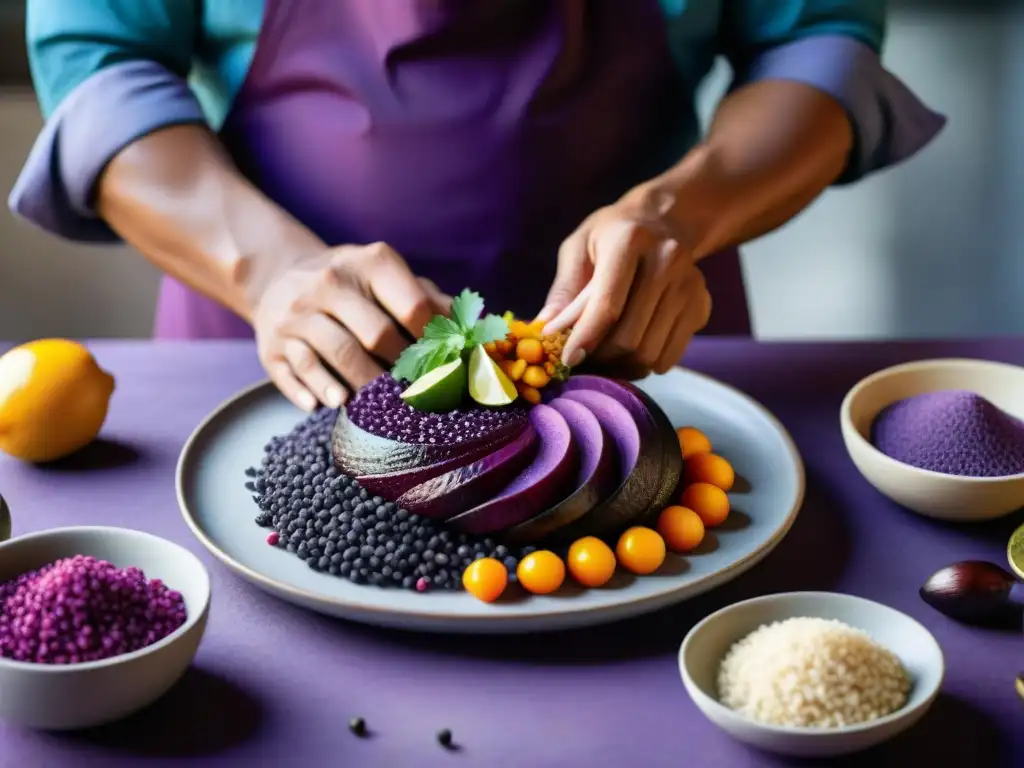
<box><xmin>437</xmin><ymin>729</ymin><xmax>453</xmax><ymax>747</ymax></box>
<box><xmin>349</xmin><ymin>717</ymin><xmax>367</xmax><ymax>737</ymax></box>
<box><xmin>245</xmin><ymin>408</ymin><xmax>528</xmax><ymax>590</ymax></box>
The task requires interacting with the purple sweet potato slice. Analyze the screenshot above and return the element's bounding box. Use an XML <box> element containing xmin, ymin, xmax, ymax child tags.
<box><xmin>396</xmin><ymin>424</ymin><xmax>539</xmax><ymax>520</ymax></box>
<box><xmin>550</xmin><ymin>389</ymin><xmax>660</xmax><ymax>540</ymax></box>
<box><xmin>447</xmin><ymin>404</ymin><xmax>578</xmax><ymax>535</ymax></box>
<box><xmin>502</xmin><ymin>398</ymin><xmax>617</xmax><ymax>544</ymax></box>
<box><xmin>559</xmin><ymin>375</ymin><xmax>682</xmax><ymax>517</ymax></box>
<box><xmin>332</xmin><ymin>408</ymin><xmax>526</xmax><ymax>496</ymax></box>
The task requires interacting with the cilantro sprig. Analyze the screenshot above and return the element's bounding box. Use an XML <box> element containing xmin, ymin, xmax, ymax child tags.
<box><xmin>392</xmin><ymin>289</ymin><xmax>509</xmax><ymax>383</ymax></box>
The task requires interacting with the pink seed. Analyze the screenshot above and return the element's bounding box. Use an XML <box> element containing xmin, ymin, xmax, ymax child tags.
<box><xmin>266</xmin><ymin>532</ymin><xmax>280</xmax><ymax>546</ymax></box>
<box><xmin>415</xmin><ymin>577</ymin><xmax>429</xmax><ymax>592</ymax></box>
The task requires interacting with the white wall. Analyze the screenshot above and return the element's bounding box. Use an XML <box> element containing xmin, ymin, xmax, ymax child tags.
<box><xmin>0</xmin><ymin>92</ymin><xmax>160</xmax><ymax>340</ymax></box>
<box><xmin>0</xmin><ymin>8</ymin><xmax>1016</xmax><ymax>341</ymax></box>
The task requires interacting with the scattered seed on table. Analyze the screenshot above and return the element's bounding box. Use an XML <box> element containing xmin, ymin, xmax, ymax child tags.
<box><xmin>266</xmin><ymin>531</ymin><xmax>280</xmax><ymax>546</ymax></box>
<box><xmin>349</xmin><ymin>717</ymin><xmax>367</xmax><ymax>737</ymax></box>
<box><xmin>437</xmin><ymin>728</ymin><xmax>453</xmax><ymax>747</ymax></box>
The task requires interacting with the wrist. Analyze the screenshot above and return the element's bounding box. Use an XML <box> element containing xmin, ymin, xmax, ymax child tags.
<box><xmin>229</xmin><ymin>199</ymin><xmax>327</xmax><ymax>320</ymax></box>
<box><xmin>625</xmin><ymin>144</ymin><xmax>734</xmax><ymax>260</ymax></box>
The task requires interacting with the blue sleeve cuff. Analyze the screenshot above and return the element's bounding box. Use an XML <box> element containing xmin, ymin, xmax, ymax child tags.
<box><xmin>8</xmin><ymin>59</ymin><xmax>207</xmax><ymax>243</ymax></box>
<box><xmin>740</xmin><ymin>35</ymin><xmax>947</xmax><ymax>184</ymax></box>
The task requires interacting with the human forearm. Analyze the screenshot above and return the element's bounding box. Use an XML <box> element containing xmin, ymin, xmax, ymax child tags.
<box><xmin>628</xmin><ymin>79</ymin><xmax>853</xmax><ymax>260</ymax></box>
<box><xmin>96</xmin><ymin>124</ymin><xmax>326</xmax><ymax>321</ymax></box>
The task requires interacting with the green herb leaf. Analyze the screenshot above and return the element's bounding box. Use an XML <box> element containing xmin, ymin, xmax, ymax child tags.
<box><xmin>393</xmin><ymin>334</ymin><xmax>464</xmax><ymax>383</ymax></box>
<box><xmin>392</xmin><ymin>287</ymin><xmax>505</xmax><ymax>383</ymax></box>
<box><xmin>423</xmin><ymin>315</ymin><xmax>461</xmax><ymax>340</ymax></box>
<box><xmin>450</xmin><ymin>289</ymin><xmax>485</xmax><ymax>334</ymax></box>
<box><xmin>468</xmin><ymin>314</ymin><xmax>510</xmax><ymax>347</ymax></box>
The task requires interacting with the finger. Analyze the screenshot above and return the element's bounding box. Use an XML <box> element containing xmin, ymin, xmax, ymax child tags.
<box><xmin>626</xmin><ymin>287</ymin><xmax>685</xmax><ymax>370</ymax></box>
<box><xmin>316</xmin><ymin>278</ymin><xmax>407</xmax><ymax>363</ymax></box>
<box><xmin>654</xmin><ymin>274</ymin><xmax>712</xmax><ymax>374</ymax></box>
<box><xmin>282</xmin><ymin>337</ymin><xmax>349</xmax><ymax>409</ymax></box>
<box><xmin>264</xmin><ymin>354</ymin><xmax>318</xmax><ymax>412</ymax></box>
<box><xmin>536</xmin><ymin>228</ymin><xmax>591</xmax><ymax>323</ymax></box>
<box><xmin>357</xmin><ymin>243</ymin><xmax>437</xmax><ymax>337</ymax></box>
<box><xmin>299</xmin><ymin>313</ymin><xmax>385</xmax><ymax>393</ymax></box>
<box><xmin>542</xmin><ymin>283</ymin><xmax>591</xmax><ymax>335</ymax></box>
<box><xmin>560</xmin><ymin>221</ymin><xmax>651</xmax><ymax>367</ymax></box>
<box><xmin>418</xmin><ymin>277</ymin><xmax>453</xmax><ymax>314</ymax></box>
<box><xmin>592</xmin><ymin>240</ymin><xmax>681</xmax><ymax>362</ymax></box>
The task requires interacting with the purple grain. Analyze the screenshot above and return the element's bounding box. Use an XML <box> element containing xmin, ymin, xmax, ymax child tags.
<box><xmin>0</xmin><ymin>555</ymin><xmax>187</xmax><ymax>665</ymax></box>
<box><xmin>346</xmin><ymin>374</ymin><xmax>525</xmax><ymax>444</ymax></box>
<box><xmin>871</xmin><ymin>389</ymin><xmax>1024</xmax><ymax>477</ymax></box>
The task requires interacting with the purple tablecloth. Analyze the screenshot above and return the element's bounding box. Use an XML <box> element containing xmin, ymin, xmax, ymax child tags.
<box><xmin>0</xmin><ymin>339</ymin><xmax>1021</xmax><ymax>767</ymax></box>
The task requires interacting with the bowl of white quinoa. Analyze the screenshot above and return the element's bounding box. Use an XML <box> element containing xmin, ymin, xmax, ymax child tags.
<box><xmin>678</xmin><ymin>592</ymin><xmax>944</xmax><ymax>758</ymax></box>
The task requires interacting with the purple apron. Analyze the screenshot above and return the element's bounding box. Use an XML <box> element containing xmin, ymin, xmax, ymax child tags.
<box><xmin>153</xmin><ymin>0</ymin><xmax>751</xmax><ymax>339</ymax></box>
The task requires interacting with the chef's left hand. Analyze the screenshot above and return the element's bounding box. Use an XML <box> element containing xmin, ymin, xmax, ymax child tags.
<box><xmin>538</xmin><ymin>196</ymin><xmax>712</xmax><ymax>378</ymax></box>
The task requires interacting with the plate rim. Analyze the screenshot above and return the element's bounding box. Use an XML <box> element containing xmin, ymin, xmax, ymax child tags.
<box><xmin>176</xmin><ymin>368</ymin><xmax>806</xmax><ymax>630</ymax></box>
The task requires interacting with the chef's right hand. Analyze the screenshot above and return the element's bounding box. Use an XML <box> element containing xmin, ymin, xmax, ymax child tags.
<box><xmin>251</xmin><ymin>242</ymin><xmax>451</xmax><ymax>411</ymax></box>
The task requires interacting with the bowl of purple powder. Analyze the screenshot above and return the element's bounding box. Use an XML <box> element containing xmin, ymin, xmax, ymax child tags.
<box><xmin>0</xmin><ymin>526</ymin><xmax>210</xmax><ymax>731</ymax></box>
<box><xmin>841</xmin><ymin>358</ymin><xmax>1024</xmax><ymax>522</ymax></box>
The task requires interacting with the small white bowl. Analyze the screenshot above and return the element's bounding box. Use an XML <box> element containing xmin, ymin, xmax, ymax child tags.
<box><xmin>840</xmin><ymin>357</ymin><xmax>1024</xmax><ymax>522</ymax></box>
<box><xmin>0</xmin><ymin>526</ymin><xmax>211</xmax><ymax>730</ymax></box>
<box><xmin>679</xmin><ymin>592</ymin><xmax>944</xmax><ymax>759</ymax></box>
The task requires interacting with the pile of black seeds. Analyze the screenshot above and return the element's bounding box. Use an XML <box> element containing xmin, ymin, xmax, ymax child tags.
<box><xmin>246</xmin><ymin>408</ymin><xmax>531</xmax><ymax>590</ymax></box>
<box><xmin>346</xmin><ymin>374</ymin><xmax>526</xmax><ymax>443</ymax></box>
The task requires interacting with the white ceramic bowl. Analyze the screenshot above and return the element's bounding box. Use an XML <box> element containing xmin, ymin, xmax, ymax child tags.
<box><xmin>0</xmin><ymin>526</ymin><xmax>211</xmax><ymax>730</ymax></box>
<box><xmin>840</xmin><ymin>357</ymin><xmax>1024</xmax><ymax>522</ymax></box>
<box><xmin>679</xmin><ymin>592</ymin><xmax>944</xmax><ymax>759</ymax></box>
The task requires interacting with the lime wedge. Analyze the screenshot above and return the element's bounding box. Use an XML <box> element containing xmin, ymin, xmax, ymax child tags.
<box><xmin>400</xmin><ymin>358</ymin><xmax>467</xmax><ymax>412</ymax></box>
<box><xmin>468</xmin><ymin>345</ymin><xmax>517</xmax><ymax>407</ymax></box>
<box><xmin>1007</xmin><ymin>523</ymin><xmax>1024</xmax><ymax>581</ymax></box>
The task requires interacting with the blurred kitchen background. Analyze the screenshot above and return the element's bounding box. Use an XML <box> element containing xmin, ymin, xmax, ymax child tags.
<box><xmin>0</xmin><ymin>1</ymin><xmax>1019</xmax><ymax>341</ymax></box>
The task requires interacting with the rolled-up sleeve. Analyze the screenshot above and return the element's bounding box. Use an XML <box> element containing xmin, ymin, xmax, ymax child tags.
<box><xmin>721</xmin><ymin>1</ymin><xmax>947</xmax><ymax>183</ymax></box>
<box><xmin>8</xmin><ymin>0</ymin><xmax>205</xmax><ymax>242</ymax></box>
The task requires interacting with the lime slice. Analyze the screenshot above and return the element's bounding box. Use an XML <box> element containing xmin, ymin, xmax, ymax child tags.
<box><xmin>468</xmin><ymin>345</ymin><xmax>517</xmax><ymax>407</ymax></box>
<box><xmin>1007</xmin><ymin>523</ymin><xmax>1024</xmax><ymax>581</ymax></box>
<box><xmin>400</xmin><ymin>358</ymin><xmax>467</xmax><ymax>412</ymax></box>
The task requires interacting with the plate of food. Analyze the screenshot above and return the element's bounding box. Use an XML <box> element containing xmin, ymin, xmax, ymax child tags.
<box><xmin>176</xmin><ymin>290</ymin><xmax>805</xmax><ymax>633</ymax></box>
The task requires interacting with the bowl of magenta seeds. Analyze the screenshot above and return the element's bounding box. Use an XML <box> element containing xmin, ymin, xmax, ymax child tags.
<box><xmin>0</xmin><ymin>526</ymin><xmax>211</xmax><ymax>730</ymax></box>
<box><xmin>841</xmin><ymin>358</ymin><xmax>1024</xmax><ymax>522</ymax></box>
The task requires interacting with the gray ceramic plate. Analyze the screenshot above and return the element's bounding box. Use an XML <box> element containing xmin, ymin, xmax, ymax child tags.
<box><xmin>176</xmin><ymin>368</ymin><xmax>805</xmax><ymax>633</ymax></box>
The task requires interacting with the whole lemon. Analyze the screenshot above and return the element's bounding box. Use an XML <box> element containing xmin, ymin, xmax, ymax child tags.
<box><xmin>0</xmin><ymin>339</ymin><xmax>115</xmax><ymax>463</ymax></box>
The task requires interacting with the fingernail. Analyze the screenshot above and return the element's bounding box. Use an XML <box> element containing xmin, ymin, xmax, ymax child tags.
<box><xmin>325</xmin><ymin>386</ymin><xmax>344</xmax><ymax>408</ymax></box>
<box><xmin>298</xmin><ymin>392</ymin><xmax>317</xmax><ymax>411</ymax></box>
<box><xmin>565</xmin><ymin>349</ymin><xmax>586</xmax><ymax>368</ymax></box>
<box><xmin>535</xmin><ymin>305</ymin><xmax>555</xmax><ymax>323</ymax></box>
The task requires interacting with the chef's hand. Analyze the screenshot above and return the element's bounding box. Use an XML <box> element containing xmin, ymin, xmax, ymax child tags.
<box><xmin>537</xmin><ymin>199</ymin><xmax>712</xmax><ymax>378</ymax></box>
<box><xmin>252</xmin><ymin>243</ymin><xmax>451</xmax><ymax>411</ymax></box>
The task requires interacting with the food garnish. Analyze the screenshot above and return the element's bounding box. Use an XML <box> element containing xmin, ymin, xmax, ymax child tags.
<box><xmin>567</xmin><ymin>537</ymin><xmax>616</xmax><ymax>587</ymax></box>
<box><xmin>516</xmin><ymin>550</ymin><xmax>566</xmax><ymax>594</ymax></box>
<box><xmin>657</xmin><ymin>506</ymin><xmax>705</xmax><ymax>553</ymax></box>
<box><xmin>392</xmin><ymin>289</ymin><xmax>509</xmax><ymax>385</ymax></box>
<box><xmin>681</xmin><ymin>482</ymin><xmax>730</xmax><ymax>528</ymax></box>
<box><xmin>615</xmin><ymin>526</ymin><xmax>666</xmax><ymax>575</ymax></box>
<box><xmin>462</xmin><ymin>557</ymin><xmax>509</xmax><ymax>602</ymax></box>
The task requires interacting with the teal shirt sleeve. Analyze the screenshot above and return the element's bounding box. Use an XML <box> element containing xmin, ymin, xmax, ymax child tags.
<box><xmin>721</xmin><ymin>0</ymin><xmax>885</xmax><ymax>55</ymax></box>
<box><xmin>10</xmin><ymin>0</ymin><xmax>209</xmax><ymax>241</ymax></box>
<box><xmin>26</xmin><ymin>0</ymin><xmax>198</xmax><ymax>118</ymax></box>
<box><xmin>717</xmin><ymin>1</ymin><xmax>945</xmax><ymax>182</ymax></box>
